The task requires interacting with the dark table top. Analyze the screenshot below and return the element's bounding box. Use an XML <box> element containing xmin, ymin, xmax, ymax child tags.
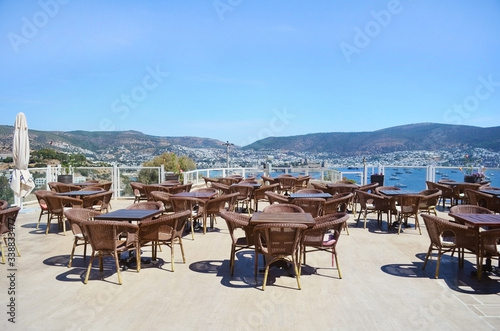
<box><xmin>289</xmin><ymin>193</ymin><xmax>332</xmax><ymax>199</ymax></box>
<box><xmin>479</xmin><ymin>189</ymin><xmax>500</xmax><ymax>197</ymax></box>
<box><xmin>94</xmin><ymin>209</ymin><xmax>161</xmax><ymax>221</ymax></box>
<box><xmin>250</xmin><ymin>212</ymin><xmax>315</xmax><ymax>226</ymax></box>
<box><xmin>56</xmin><ymin>190</ymin><xmax>103</xmax><ymax>196</ymax></box>
<box><xmin>449</xmin><ymin>213</ymin><xmax>500</xmax><ymax>228</ymax></box>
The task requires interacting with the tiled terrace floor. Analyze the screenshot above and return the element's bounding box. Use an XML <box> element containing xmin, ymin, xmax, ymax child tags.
<box><xmin>2</xmin><ymin>196</ymin><xmax>500</xmax><ymax>330</ymax></box>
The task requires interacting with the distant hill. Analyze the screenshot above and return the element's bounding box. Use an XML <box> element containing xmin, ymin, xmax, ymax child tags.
<box><xmin>1</xmin><ymin>123</ymin><xmax>499</xmax><ymax>157</ymax></box>
<box><xmin>243</xmin><ymin>123</ymin><xmax>500</xmax><ymax>155</ymax></box>
<box><xmin>0</xmin><ymin>127</ymin><xmax>226</xmax><ymax>155</ymax></box>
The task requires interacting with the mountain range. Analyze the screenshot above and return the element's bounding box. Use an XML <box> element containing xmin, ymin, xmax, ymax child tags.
<box><xmin>1</xmin><ymin>122</ymin><xmax>499</xmax><ymax>157</ymax></box>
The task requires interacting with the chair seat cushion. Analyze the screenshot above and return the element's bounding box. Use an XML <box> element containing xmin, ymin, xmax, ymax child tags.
<box><xmin>323</xmin><ymin>233</ymin><xmax>336</xmax><ymax>246</ymax></box>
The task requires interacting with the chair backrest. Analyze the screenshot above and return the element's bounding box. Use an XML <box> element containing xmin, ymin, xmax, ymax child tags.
<box><xmin>139</xmin><ymin>210</ymin><xmax>191</xmax><ymax>242</ymax></box>
<box><xmin>205</xmin><ymin>192</ymin><xmax>239</xmax><ymax>214</ymax></box>
<box><xmin>169</xmin><ymin>196</ymin><xmax>202</xmax><ymax>213</ymax></box>
<box><xmin>169</xmin><ymin>183</ymin><xmax>192</xmax><ymax>194</ymax></box>
<box><xmin>427</xmin><ymin>181</ymin><xmax>453</xmax><ymax>197</ymax></box>
<box><xmin>294</xmin><ymin>176</ymin><xmax>311</xmax><ymax>190</ymax></box>
<box><xmin>253</xmin><ymin>222</ymin><xmax>307</xmax><ymax>256</ymax></box>
<box><xmin>327</xmin><ymin>184</ymin><xmax>358</xmax><ymax>195</ymax></box>
<box><xmin>83</xmin><ymin>220</ymin><xmax>139</xmax><ymax>252</ymax></box>
<box><xmin>253</xmin><ymin>183</ymin><xmax>280</xmax><ymax>201</ymax></box>
<box><xmin>421</xmin><ymin>213</ymin><xmax>476</xmax><ymax>249</ymax></box>
<box><xmin>202</xmin><ymin>176</ymin><xmax>218</xmax><ymax>187</ymax></box>
<box><xmin>130</xmin><ymin>182</ymin><xmax>147</xmax><ymax>199</ymax></box>
<box><xmin>323</xmin><ymin>192</ymin><xmax>354</xmax><ymax>214</ymax></box>
<box><xmin>295</xmin><ymin>189</ymin><xmax>324</xmax><ymax>194</ymax></box>
<box><xmin>149</xmin><ymin>191</ymin><xmax>174</xmax><ymax>212</ymax></box>
<box><xmin>126</xmin><ymin>201</ymin><xmax>163</xmax><ymax>210</ymax></box>
<box><xmin>277</xmin><ymin>176</ymin><xmax>296</xmax><ymax>190</ymax></box>
<box><xmin>265</xmin><ymin>191</ymin><xmax>290</xmax><ymax>205</ymax></box>
<box><xmin>44</xmin><ymin>194</ymin><xmax>82</xmax><ymax>214</ymax></box>
<box><xmin>82</xmin><ymin>191</ymin><xmax>113</xmax><ymax>210</ymax></box>
<box><xmin>0</xmin><ymin>206</ymin><xmax>21</xmax><ymax>236</ymax></box>
<box><xmin>291</xmin><ymin>198</ymin><xmax>325</xmax><ymax>218</ymax></box>
<box><xmin>449</xmin><ymin>204</ymin><xmax>494</xmax><ymax>215</ymax></box>
<box><xmin>64</xmin><ymin>208</ymin><xmax>101</xmax><ymax>236</ymax></box>
<box><xmin>219</xmin><ymin>211</ymin><xmax>253</xmax><ymax>245</ymax></box>
<box><xmin>230</xmin><ymin>184</ymin><xmax>253</xmax><ymax>200</ymax></box>
<box><xmin>262</xmin><ymin>204</ymin><xmax>305</xmax><ymax>213</ymax></box>
<box><xmin>211</xmin><ymin>182</ymin><xmax>231</xmax><ymax>196</ymax></box>
<box><xmin>418</xmin><ymin>189</ymin><xmax>442</xmax><ymax>208</ymax></box>
<box><xmin>310</xmin><ymin>182</ymin><xmax>328</xmax><ymax>192</ymax></box>
<box><xmin>261</xmin><ymin>175</ymin><xmax>277</xmax><ymax>186</ymax></box>
<box><xmin>34</xmin><ymin>190</ymin><xmax>52</xmax><ymax>208</ymax></box>
<box><xmin>357</xmin><ymin>182</ymin><xmax>379</xmax><ymax>193</ymax></box>
<box><xmin>465</xmin><ymin>189</ymin><xmax>499</xmax><ymax>211</ymax></box>
<box><xmin>396</xmin><ymin>194</ymin><xmax>423</xmax><ymax>215</ymax></box>
<box><xmin>302</xmin><ymin>213</ymin><xmax>348</xmax><ymax>247</ymax></box>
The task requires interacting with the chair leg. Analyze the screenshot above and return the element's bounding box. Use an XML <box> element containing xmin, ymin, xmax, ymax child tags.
<box><xmin>422</xmin><ymin>245</ymin><xmax>432</xmax><ymax>270</ymax></box>
<box><xmin>293</xmin><ymin>259</ymin><xmax>301</xmax><ymax>290</ymax></box>
<box><xmin>68</xmin><ymin>238</ymin><xmax>78</xmax><ymax>267</ymax></box>
<box><xmin>115</xmin><ymin>256</ymin><xmax>123</xmax><ymax>285</ymax></box>
<box><xmin>84</xmin><ymin>253</ymin><xmax>96</xmax><ymax>284</ymax></box>
<box><xmin>334</xmin><ymin>252</ymin><xmax>342</xmax><ymax>279</ymax></box>
<box><xmin>230</xmin><ymin>245</ymin><xmax>236</xmax><ymax>276</ymax></box>
<box><xmin>170</xmin><ymin>243</ymin><xmax>175</xmax><ymax>272</ymax></box>
<box><xmin>262</xmin><ymin>264</ymin><xmax>269</xmax><ymax>291</ymax></box>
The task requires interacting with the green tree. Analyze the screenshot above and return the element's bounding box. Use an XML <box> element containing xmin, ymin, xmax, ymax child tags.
<box><xmin>143</xmin><ymin>152</ymin><xmax>196</xmax><ymax>173</ymax></box>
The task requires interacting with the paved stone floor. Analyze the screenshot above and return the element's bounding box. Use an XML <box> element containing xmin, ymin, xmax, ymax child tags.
<box><xmin>2</xmin><ymin>197</ymin><xmax>500</xmax><ymax>330</ymax></box>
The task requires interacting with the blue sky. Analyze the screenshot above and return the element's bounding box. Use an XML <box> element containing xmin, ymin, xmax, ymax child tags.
<box><xmin>1</xmin><ymin>0</ymin><xmax>499</xmax><ymax>147</ymax></box>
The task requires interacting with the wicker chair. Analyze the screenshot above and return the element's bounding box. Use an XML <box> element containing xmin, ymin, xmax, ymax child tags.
<box><xmin>426</xmin><ymin>181</ymin><xmax>453</xmax><ymax>209</ymax></box>
<box><xmin>149</xmin><ymin>191</ymin><xmax>174</xmax><ymax>213</ymax></box>
<box><xmin>253</xmin><ymin>222</ymin><xmax>307</xmax><ymax>290</ymax></box>
<box><xmin>130</xmin><ymin>182</ymin><xmax>147</xmax><ymax>203</ymax></box>
<box><xmin>265</xmin><ymin>191</ymin><xmax>290</xmax><ymax>205</ymax></box>
<box><xmin>0</xmin><ymin>207</ymin><xmax>21</xmax><ymax>264</ymax></box>
<box><xmin>44</xmin><ymin>194</ymin><xmax>83</xmax><ymax>235</ymax></box>
<box><xmin>421</xmin><ymin>214</ymin><xmax>479</xmax><ymax>279</ymax></box>
<box><xmin>294</xmin><ymin>176</ymin><xmax>311</xmax><ymax>191</ymax></box>
<box><xmin>196</xmin><ymin>192</ymin><xmax>239</xmax><ymax>233</ymax></box>
<box><xmin>323</xmin><ymin>192</ymin><xmax>353</xmax><ymax>235</ymax></box>
<box><xmin>82</xmin><ymin>220</ymin><xmax>140</xmax><ymax>285</ymax></box>
<box><xmin>169</xmin><ymin>196</ymin><xmax>203</xmax><ymax>240</ymax></box>
<box><xmin>230</xmin><ymin>184</ymin><xmax>254</xmax><ymax>214</ymax></box>
<box><xmin>276</xmin><ymin>176</ymin><xmax>297</xmax><ymax>195</ymax></box>
<box><xmin>168</xmin><ymin>183</ymin><xmax>192</xmax><ymax>194</ymax></box>
<box><xmin>252</xmin><ymin>183</ymin><xmax>279</xmax><ymax>212</ymax></box>
<box><xmin>261</xmin><ymin>175</ymin><xmax>277</xmax><ymax>186</ymax></box>
<box><xmin>355</xmin><ymin>190</ymin><xmax>394</xmax><ymax>229</ymax></box>
<box><xmin>465</xmin><ymin>189</ymin><xmax>500</xmax><ymax>212</ymax></box>
<box><xmin>211</xmin><ymin>182</ymin><xmax>231</xmax><ymax>196</ymax></box>
<box><xmin>300</xmin><ymin>213</ymin><xmax>349</xmax><ymax>278</ymax></box>
<box><xmin>63</xmin><ymin>208</ymin><xmax>101</xmax><ymax>267</ymax></box>
<box><xmin>292</xmin><ymin>198</ymin><xmax>325</xmax><ymax>218</ymax></box>
<box><xmin>34</xmin><ymin>190</ymin><xmax>51</xmax><ymax>229</ymax></box>
<box><xmin>452</xmin><ymin>183</ymin><xmax>480</xmax><ymax>205</ymax></box>
<box><xmin>394</xmin><ymin>194</ymin><xmax>423</xmax><ymax>235</ymax></box>
<box><xmin>202</xmin><ymin>176</ymin><xmax>218</xmax><ymax>187</ymax></box>
<box><xmin>138</xmin><ymin>210</ymin><xmax>191</xmax><ymax>271</ymax></box>
<box><xmin>219</xmin><ymin>211</ymin><xmax>254</xmax><ymax>276</ymax></box>
<box><xmin>449</xmin><ymin>204</ymin><xmax>494</xmax><ymax>225</ymax></box>
<box><xmin>82</xmin><ymin>191</ymin><xmax>113</xmax><ymax>213</ymax></box>
<box><xmin>311</xmin><ymin>182</ymin><xmax>328</xmax><ymax>192</ymax></box>
<box><xmin>418</xmin><ymin>189</ymin><xmax>442</xmax><ymax>216</ymax></box>
<box><xmin>262</xmin><ymin>204</ymin><xmax>305</xmax><ymax>213</ymax></box>
<box><xmin>478</xmin><ymin>228</ymin><xmax>500</xmax><ymax>280</ymax></box>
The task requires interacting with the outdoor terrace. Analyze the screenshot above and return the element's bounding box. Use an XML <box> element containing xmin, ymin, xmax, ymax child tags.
<box><xmin>2</xmin><ymin>193</ymin><xmax>500</xmax><ymax>330</ymax></box>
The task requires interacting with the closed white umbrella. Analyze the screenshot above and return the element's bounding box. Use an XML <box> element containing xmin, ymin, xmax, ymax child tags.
<box><xmin>10</xmin><ymin>112</ymin><xmax>35</xmax><ymax>207</ymax></box>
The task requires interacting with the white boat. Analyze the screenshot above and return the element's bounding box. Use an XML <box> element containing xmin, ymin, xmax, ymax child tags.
<box><xmin>395</xmin><ymin>182</ymin><xmax>407</xmax><ymax>188</ymax></box>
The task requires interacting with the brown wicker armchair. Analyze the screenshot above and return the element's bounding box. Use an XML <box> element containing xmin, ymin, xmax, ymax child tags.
<box><xmin>265</xmin><ymin>191</ymin><xmax>290</xmax><ymax>205</ymax></box>
<box><xmin>82</xmin><ymin>220</ymin><xmax>140</xmax><ymax>285</ymax></box>
<box><xmin>138</xmin><ymin>210</ymin><xmax>191</xmax><ymax>271</ymax></box>
<box><xmin>262</xmin><ymin>204</ymin><xmax>305</xmax><ymax>213</ymax></box>
<box><xmin>196</xmin><ymin>192</ymin><xmax>239</xmax><ymax>233</ymax></box>
<box><xmin>276</xmin><ymin>176</ymin><xmax>297</xmax><ymax>195</ymax></box>
<box><xmin>64</xmin><ymin>208</ymin><xmax>101</xmax><ymax>267</ymax></box>
<box><xmin>253</xmin><ymin>222</ymin><xmax>307</xmax><ymax>290</ymax></box>
<box><xmin>149</xmin><ymin>191</ymin><xmax>174</xmax><ymax>213</ymax></box>
<box><xmin>169</xmin><ymin>196</ymin><xmax>203</xmax><ymax>240</ymax></box>
<box><xmin>230</xmin><ymin>184</ymin><xmax>254</xmax><ymax>214</ymax></box>
<box><xmin>291</xmin><ymin>198</ymin><xmax>325</xmax><ymax>218</ymax></box>
<box><xmin>452</xmin><ymin>183</ymin><xmax>480</xmax><ymax>205</ymax></box>
<box><xmin>465</xmin><ymin>189</ymin><xmax>500</xmax><ymax>212</ymax></box>
<box><xmin>418</xmin><ymin>189</ymin><xmax>442</xmax><ymax>215</ymax></box>
<box><xmin>0</xmin><ymin>207</ymin><xmax>21</xmax><ymax>264</ymax></box>
<box><xmin>426</xmin><ymin>181</ymin><xmax>453</xmax><ymax>209</ymax></box>
<box><xmin>355</xmin><ymin>190</ymin><xmax>394</xmax><ymax>229</ymax></box>
<box><xmin>300</xmin><ymin>212</ymin><xmax>349</xmax><ymax>278</ymax></box>
<box><xmin>82</xmin><ymin>190</ymin><xmax>113</xmax><ymax>213</ymax></box>
<box><xmin>421</xmin><ymin>214</ymin><xmax>479</xmax><ymax>279</ymax></box>
<box><xmin>219</xmin><ymin>211</ymin><xmax>254</xmax><ymax>276</ymax></box>
<box><xmin>34</xmin><ymin>190</ymin><xmax>51</xmax><ymax>230</ymax></box>
<box><xmin>478</xmin><ymin>228</ymin><xmax>500</xmax><ymax>280</ymax></box>
<box><xmin>130</xmin><ymin>182</ymin><xmax>147</xmax><ymax>203</ymax></box>
<box><xmin>44</xmin><ymin>194</ymin><xmax>83</xmax><ymax>235</ymax></box>
<box><xmin>394</xmin><ymin>194</ymin><xmax>423</xmax><ymax>235</ymax></box>
<box><xmin>252</xmin><ymin>183</ymin><xmax>279</xmax><ymax>212</ymax></box>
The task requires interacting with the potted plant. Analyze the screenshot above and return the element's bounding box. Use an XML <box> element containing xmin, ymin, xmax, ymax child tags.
<box><xmin>57</xmin><ymin>164</ymin><xmax>73</xmax><ymax>183</ymax></box>
<box><xmin>459</xmin><ymin>154</ymin><xmax>485</xmax><ymax>183</ymax></box>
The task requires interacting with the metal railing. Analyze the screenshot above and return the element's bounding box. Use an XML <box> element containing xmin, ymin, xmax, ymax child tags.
<box><xmin>1</xmin><ymin>164</ymin><xmax>495</xmax><ymax>209</ymax></box>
